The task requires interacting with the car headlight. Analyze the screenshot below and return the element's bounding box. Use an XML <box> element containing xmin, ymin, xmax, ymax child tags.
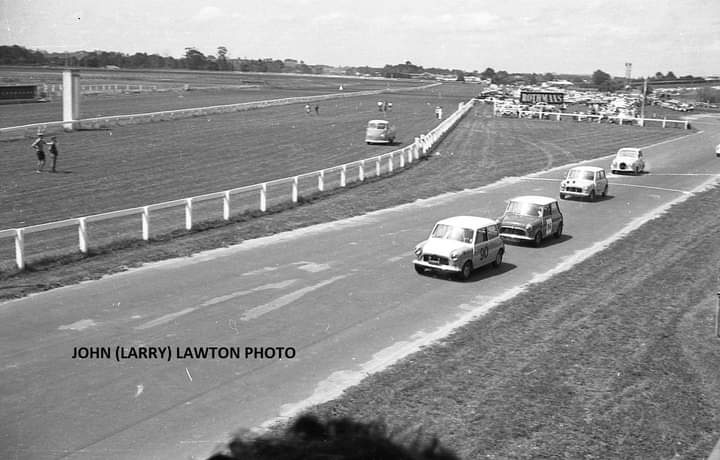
<box><xmin>525</xmin><ymin>223</ymin><xmax>533</xmax><ymax>230</ymax></box>
<box><xmin>414</xmin><ymin>247</ymin><xmax>423</xmax><ymax>258</ymax></box>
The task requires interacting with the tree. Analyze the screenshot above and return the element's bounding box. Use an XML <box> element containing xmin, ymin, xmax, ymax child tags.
<box><xmin>666</xmin><ymin>71</ymin><xmax>677</xmax><ymax>80</ymax></box>
<box><xmin>184</xmin><ymin>47</ymin><xmax>207</xmax><ymax>70</ymax></box>
<box><xmin>455</xmin><ymin>70</ymin><xmax>465</xmax><ymax>82</ymax></box>
<box><xmin>480</xmin><ymin>67</ymin><xmax>496</xmax><ymax>81</ymax></box>
<box><xmin>591</xmin><ymin>69</ymin><xmax>612</xmax><ymax>87</ymax></box>
<box><xmin>217</xmin><ymin>46</ymin><xmax>229</xmax><ymax>70</ymax></box>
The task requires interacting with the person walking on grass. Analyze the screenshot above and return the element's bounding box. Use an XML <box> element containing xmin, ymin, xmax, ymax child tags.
<box><xmin>31</xmin><ymin>133</ymin><xmax>47</xmax><ymax>173</ymax></box>
<box><xmin>48</xmin><ymin>136</ymin><xmax>59</xmax><ymax>172</ymax></box>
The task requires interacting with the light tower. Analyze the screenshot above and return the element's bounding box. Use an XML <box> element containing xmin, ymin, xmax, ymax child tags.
<box><xmin>624</xmin><ymin>62</ymin><xmax>632</xmax><ymax>87</ymax></box>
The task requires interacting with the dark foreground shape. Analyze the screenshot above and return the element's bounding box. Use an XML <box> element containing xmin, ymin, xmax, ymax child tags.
<box><xmin>207</xmin><ymin>413</ymin><xmax>461</xmax><ymax>460</ymax></box>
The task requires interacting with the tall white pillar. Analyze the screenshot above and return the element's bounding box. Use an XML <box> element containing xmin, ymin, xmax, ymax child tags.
<box><xmin>62</xmin><ymin>70</ymin><xmax>80</xmax><ymax>131</ymax></box>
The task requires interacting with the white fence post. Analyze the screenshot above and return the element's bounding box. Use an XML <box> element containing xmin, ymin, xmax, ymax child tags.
<box><xmin>15</xmin><ymin>229</ymin><xmax>25</xmax><ymax>270</ymax></box>
<box><xmin>185</xmin><ymin>198</ymin><xmax>193</xmax><ymax>230</ymax></box>
<box><xmin>142</xmin><ymin>206</ymin><xmax>150</xmax><ymax>240</ymax></box>
<box><xmin>260</xmin><ymin>183</ymin><xmax>267</xmax><ymax>212</ymax></box>
<box><xmin>292</xmin><ymin>176</ymin><xmax>299</xmax><ymax>203</ymax></box>
<box><xmin>399</xmin><ymin>150</ymin><xmax>405</xmax><ymax>168</ymax></box>
<box><xmin>223</xmin><ymin>191</ymin><xmax>230</xmax><ymax>220</ymax></box>
<box><xmin>376</xmin><ymin>157</ymin><xmax>381</xmax><ymax>177</ymax></box>
<box><xmin>341</xmin><ymin>165</ymin><xmax>347</xmax><ymax>187</ymax></box>
<box><xmin>359</xmin><ymin>160</ymin><xmax>365</xmax><ymax>182</ymax></box>
<box><xmin>318</xmin><ymin>170</ymin><xmax>325</xmax><ymax>192</ymax></box>
<box><xmin>78</xmin><ymin>217</ymin><xmax>88</xmax><ymax>253</ymax></box>
<box><xmin>388</xmin><ymin>154</ymin><xmax>394</xmax><ymax>173</ymax></box>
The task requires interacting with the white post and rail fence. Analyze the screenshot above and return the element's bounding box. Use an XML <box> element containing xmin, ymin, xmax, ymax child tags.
<box><xmin>0</xmin><ymin>100</ymin><xmax>474</xmax><ymax>271</ymax></box>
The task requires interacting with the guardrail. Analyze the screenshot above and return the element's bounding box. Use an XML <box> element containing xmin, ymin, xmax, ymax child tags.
<box><xmin>0</xmin><ymin>82</ymin><xmax>441</xmax><ymax>140</ymax></box>
<box><xmin>0</xmin><ymin>99</ymin><xmax>474</xmax><ymax>270</ymax></box>
<box><xmin>493</xmin><ymin>104</ymin><xmax>691</xmax><ymax>129</ymax></box>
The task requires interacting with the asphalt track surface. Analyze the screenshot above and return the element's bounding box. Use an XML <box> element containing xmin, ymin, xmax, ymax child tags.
<box><xmin>2</xmin><ymin>116</ymin><xmax>720</xmax><ymax>460</ymax></box>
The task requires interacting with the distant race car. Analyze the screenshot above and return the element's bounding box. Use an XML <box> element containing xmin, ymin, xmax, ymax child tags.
<box><xmin>559</xmin><ymin>166</ymin><xmax>608</xmax><ymax>201</ymax></box>
<box><xmin>413</xmin><ymin>216</ymin><xmax>505</xmax><ymax>281</ymax></box>
<box><xmin>715</xmin><ymin>143</ymin><xmax>720</xmax><ymax>157</ymax></box>
<box><xmin>498</xmin><ymin>196</ymin><xmax>563</xmax><ymax>247</ymax></box>
<box><xmin>611</xmin><ymin>148</ymin><xmax>645</xmax><ymax>175</ymax></box>
<box><xmin>365</xmin><ymin>119</ymin><xmax>396</xmax><ymax>144</ymax></box>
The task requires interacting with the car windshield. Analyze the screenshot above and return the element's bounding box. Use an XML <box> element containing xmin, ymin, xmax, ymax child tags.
<box><xmin>506</xmin><ymin>200</ymin><xmax>542</xmax><ymax>217</ymax></box>
<box><xmin>430</xmin><ymin>224</ymin><xmax>473</xmax><ymax>243</ymax></box>
<box><xmin>567</xmin><ymin>169</ymin><xmax>594</xmax><ymax>180</ymax></box>
<box><xmin>369</xmin><ymin>122</ymin><xmax>387</xmax><ymax>129</ymax></box>
<box><xmin>617</xmin><ymin>149</ymin><xmax>638</xmax><ymax>158</ymax></box>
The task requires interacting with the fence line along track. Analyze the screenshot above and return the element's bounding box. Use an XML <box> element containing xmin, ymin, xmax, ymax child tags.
<box><xmin>0</xmin><ymin>98</ymin><xmax>474</xmax><ymax>271</ymax></box>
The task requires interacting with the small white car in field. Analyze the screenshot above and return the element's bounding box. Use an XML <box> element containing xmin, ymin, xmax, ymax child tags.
<box><xmin>611</xmin><ymin>148</ymin><xmax>645</xmax><ymax>175</ymax></box>
<box><xmin>715</xmin><ymin>143</ymin><xmax>720</xmax><ymax>157</ymax></box>
<box><xmin>365</xmin><ymin>119</ymin><xmax>396</xmax><ymax>144</ymax></box>
<box><xmin>413</xmin><ymin>216</ymin><xmax>505</xmax><ymax>281</ymax></box>
<box><xmin>498</xmin><ymin>196</ymin><xmax>564</xmax><ymax>247</ymax></box>
<box><xmin>559</xmin><ymin>166</ymin><xmax>608</xmax><ymax>201</ymax></box>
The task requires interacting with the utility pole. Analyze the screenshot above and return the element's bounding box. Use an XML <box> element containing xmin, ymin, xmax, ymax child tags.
<box><xmin>640</xmin><ymin>76</ymin><xmax>647</xmax><ymax>126</ymax></box>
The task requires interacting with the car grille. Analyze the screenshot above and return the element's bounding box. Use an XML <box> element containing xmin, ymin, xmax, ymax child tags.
<box><xmin>500</xmin><ymin>226</ymin><xmax>526</xmax><ymax>236</ymax></box>
<box><xmin>423</xmin><ymin>254</ymin><xmax>449</xmax><ymax>265</ymax></box>
<box><xmin>566</xmin><ymin>186</ymin><xmax>583</xmax><ymax>192</ymax></box>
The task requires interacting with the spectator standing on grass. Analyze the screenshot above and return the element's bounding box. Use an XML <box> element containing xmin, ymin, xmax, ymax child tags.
<box><xmin>48</xmin><ymin>136</ymin><xmax>59</xmax><ymax>172</ymax></box>
<box><xmin>305</xmin><ymin>104</ymin><xmax>311</xmax><ymax>114</ymax></box>
<box><xmin>314</xmin><ymin>104</ymin><xmax>319</xmax><ymax>115</ymax></box>
<box><xmin>31</xmin><ymin>133</ymin><xmax>47</xmax><ymax>173</ymax></box>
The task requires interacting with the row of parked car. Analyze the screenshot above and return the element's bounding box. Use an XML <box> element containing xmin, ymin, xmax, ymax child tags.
<box><xmin>412</xmin><ymin>147</ymin><xmax>647</xmax><ymax>280</ymax></box>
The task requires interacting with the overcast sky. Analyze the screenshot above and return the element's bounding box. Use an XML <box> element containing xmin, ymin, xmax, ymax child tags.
<box><xmin>2</xmin><ymin>0</ymin><xmax>719</xmax><ymax>77</ymax></box>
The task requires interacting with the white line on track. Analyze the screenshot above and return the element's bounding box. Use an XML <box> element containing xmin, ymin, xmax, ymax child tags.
<box><xmin>240</xmin><ymin>275</ymin><xmax>347</xmax><ymax>321</ymax></box>
<box><xmin>608</xmin><ymin>183</ymin><xmax>692</xmax><ymax>194</ymax></box>
<box><xmin>135</xmin><ymin>279</ymin><xmax>298</xmax><ymax>330</ymax></box>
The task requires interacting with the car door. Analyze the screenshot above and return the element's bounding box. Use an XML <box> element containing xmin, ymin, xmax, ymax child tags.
<box><xmin>597</xmin><ymin>170</ymin><xmax>607</xmax><ymax>193</ymax></box>
<box><xmin>485</xmin><ymin>224</ymin><xmax>502</xmax><ymax>263</ymax></box>
<box><xmin>473</xmin><ymin>228</ymin><xmax>489</xmax><ymax>267</ymax></box>
<box><xmin>542</xmin><ymin>205</ymin><xmax>553</xmax><ymax>237</ymax></box>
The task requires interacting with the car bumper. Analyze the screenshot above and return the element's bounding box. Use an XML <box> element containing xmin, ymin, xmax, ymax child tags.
<box><xmin>499</xmin><ymin>232</ymin><xmax>533</xmax><ymax>242</ymax></box>
<box><xmin>413</xmin><ymin>259</ymin><xmax>461</xmax><ymax>273</ymax></box>
<box><xmin>560</xmin><ymin>189</ymin><xmax>591</xmax><ymax>198</ymax></box>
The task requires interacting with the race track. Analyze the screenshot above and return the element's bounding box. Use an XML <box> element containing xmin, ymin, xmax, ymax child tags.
<box><xmin>1</xmin><ymin>116</ymin><xmax>719</xmax><ymax>460</ymax></box>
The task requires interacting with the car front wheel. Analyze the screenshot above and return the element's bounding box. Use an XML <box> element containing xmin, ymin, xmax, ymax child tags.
<box><xmin>458</xmin><ymin>261</ymin><xmax>473</xmax><ymax>281</ymax></box>
<box><xmin>414</xmin><ymin>265</ymin><xmax>424</xmax><ymax>275</ymax></box>
<box><xmin>533</xmin><ymin>232</ymin><xmax>543</xmax><ymax>247</ymax></box>
<box><xmin>589</xmin><ymin>190</ymin><xmax>596</xmax><ymax>202</ymax></box>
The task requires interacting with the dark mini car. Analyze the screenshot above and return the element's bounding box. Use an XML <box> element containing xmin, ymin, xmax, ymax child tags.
<box><xmin>498</xmin><ymin>196</ymin><xmax>563</xmax><ymax>247</ymax></box>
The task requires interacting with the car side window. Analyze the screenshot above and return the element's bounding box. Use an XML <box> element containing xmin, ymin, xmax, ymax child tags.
<box><xmin>486</xmin><ymin>225</ymin><xmax>499</xmax><ymax>239</ymax></box>
<box><xmin>543</xmin><ymin>205</ymin><xmax>551</xmax><ymax>216</ymax></box>
<box><xmin>552</xmin><ymin>203</ymin><xmax>560</xmax><ymax>215</ymax></box>
<box><xmin>476</xmin><ymin>228</ymin><xmax>487</xmax><ymax>243</ymax></box>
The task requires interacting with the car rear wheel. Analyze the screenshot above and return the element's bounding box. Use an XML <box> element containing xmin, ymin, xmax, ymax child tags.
<box><xmin>458</xmin><ymin>261</ymin><xmax>473</xmax><ymax>281</ymax></box>
<box><xmin>492</xmin><ymin>249</ymin><xmax>504</xmax><ymax>267</ymax></box>
<box><xmin>602</xmin><ymin>185</ymin><xmax>608</xmax><ymax>197</ymax></box>
<box><xmin>554</xmin><ymin>222</ymin><xmax>563</xmax><ymax>239</ymax></box>
<box><xmin>533</xmin><ymin>232</ymin><xmax>543</xmax><ymax>247</ymax></box>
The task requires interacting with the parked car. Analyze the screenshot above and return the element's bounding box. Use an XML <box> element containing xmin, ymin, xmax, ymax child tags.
<box><xmin>610</xmin><ymin>148</ymin><xmax>645</xmax><ymax>175</ymax></box>
<box><xmin>413</xmin><ymin>216</ymin><xmax>505</xmax><ymax>281</ymax></box>
<box><xmin>715</xmin><ymin>143</ymin><xmax>720</xmax><ymax>157</ymax></box>
<box><xmin>365</xmin><ymin>119</ymin><xmax>396</xmax><ymax>144</ymax></box>
<box><xmin>498</xmin><ymin>196</ymin><xmax>563</xmax><ymax>247</ymax></box>
<box><xmin>559</xmin><ymin>166</ymin><xmax>608</xmax><ymax>201</ymax></box>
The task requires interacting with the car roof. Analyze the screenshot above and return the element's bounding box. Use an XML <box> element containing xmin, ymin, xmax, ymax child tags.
<box><xmin>368</xmin><ymin>119</ymin><xmax>389</xmax><ymax>124</ymax></box>
<box><xmin>508</xmin><ymin>195</ymin><xmax>557</xmax><ymax>205</ymax></box>
<box><xmin>435</xmin><ymin>215</ymin><xmax>498</xmax><ymax>228</ymax></box>
<box><xmin>569</xmin><ymin>165</ymin><xmax>604</xmax><ymax>172</ymax></box>
<box><xmin>617</xmin><ymin>147</ymin><xmax>641</xmax><ymax>153</ymax></box>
